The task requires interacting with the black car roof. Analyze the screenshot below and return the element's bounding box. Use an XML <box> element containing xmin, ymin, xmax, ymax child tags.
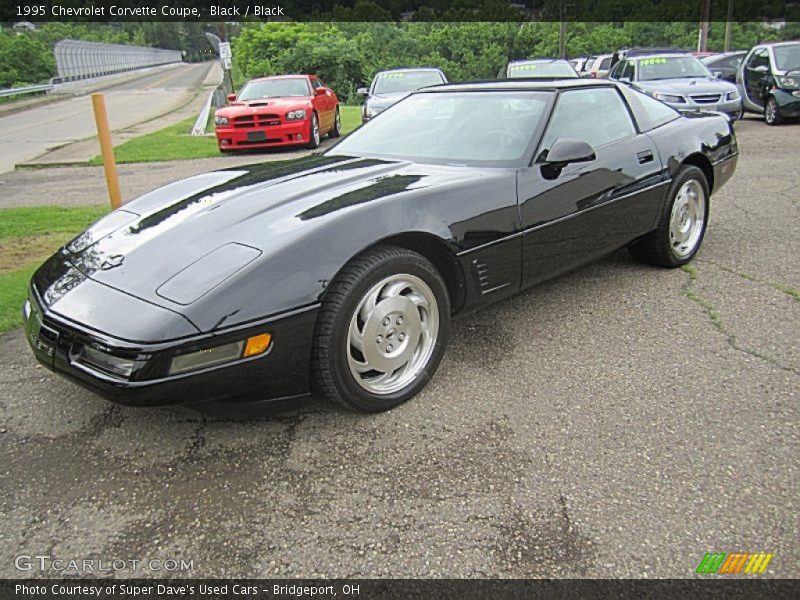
<box><xmin>376</xmin><ymin>67</ymin><xmax>445</xmax><ymax>73</ymax></box>
<box><xmin>510</xmin><ymin>58</ymin><xmax>571</xmax><ymax>63</ymax></box>
<box><xmin>620</xmin><ymin>47</ymin><xmax>689</xmax><ymax>57</ymax></box>
<box><xmin>424</xmin><ymin>79</ymin><xmax>617</xmax><ymax>93</ymax></box>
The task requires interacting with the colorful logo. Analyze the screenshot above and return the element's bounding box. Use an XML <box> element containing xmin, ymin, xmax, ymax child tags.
<box><xmin>696</xmin><ymin>552</ymin><xmax>774</xmax><ymax>575</ymax></box>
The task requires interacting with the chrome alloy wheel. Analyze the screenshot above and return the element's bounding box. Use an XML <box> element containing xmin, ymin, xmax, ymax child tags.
<box><xmin>765</xmin><ymin>98</ymin><xmax>777</xmax><ymax>124</ymax></box>
<box><xmin>669</xmin><ymin>179</ymin><xmax>706</xmax><ymax>258</ymax></box>
<box><xmin>347</xmin><ymin>274</ymin><xmax>439</xmax><ymax>395</ymax></box>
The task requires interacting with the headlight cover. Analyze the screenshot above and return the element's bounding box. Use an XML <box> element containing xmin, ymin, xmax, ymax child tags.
<box><xmin>726</xmin><ymin>89</ymin><xmax>740</xmax><ymax>101</ymax></box>
<box><xmin>214</xmin><ymin>116</ymin><xmax>229</xmax><ymax>126</ymax></box>
<box><xmin>286</xmin><ymin>109</ymin><xmax>307</xmax><ymax>121</ymax></box>
<box><xmin>74</xmin><ymin>345</ymin><xmax>143</xmax><ymax>378</ymax></box>
<box><xmin>169</xmin><ymin>333</ymin><xmax>272</xmax><ymax>376</ymax></box>
<box><xmin>653</xmin><ymin>92</ymin><xmax>685</xmax><ymax>104</ymax></box>
<box><xmin>776</xmin><ymin>75</ymin><xmax>800</xmax><ymax>89</ymax></box>
<box><xmin>170</xmin><ymin>341</ymin><xmax>245</xmax><ymax>375</ymax></box>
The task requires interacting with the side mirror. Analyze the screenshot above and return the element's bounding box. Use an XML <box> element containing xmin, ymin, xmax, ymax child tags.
<box><xmin>315</xmin><ymin>87</ymin><xmax>327</xmax><ymax>96</ymax></box>
<box><xmin>544</xmin><ymin>138</ymin><xmax>596</xmax><ymax>166</ymax></box>
<box><xmin>540</xmin><ymin>138</ymin><xmax>596</xmax><ymax>178</ymax></box>
<box><xmin>357</xmin><ymin>87</ymin><xmax>369</xmax><ymax>95</ymax></box>
<box><xmin>227</xmin><ymin>93</ymin><xmax>237</xmax><ymax>102</ymax></box>
<box><xmin>713</xmin><ymin>71</ymin><xmax>722</xmax><ymax>79</ymax></box>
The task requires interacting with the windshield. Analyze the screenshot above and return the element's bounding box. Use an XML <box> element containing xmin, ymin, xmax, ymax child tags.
<box><xmin>373</xmin><ymin>71</ymin><xmax>444</xmax><ymax>95</ymax></box>
<box><xmin>328</xmin><ymin>91</ymin><xmax>551</xmax><ymax>166</ymax></box>
<box><xmin>507</xmin><ymin>61</ymin><xmax>577</xmax><ymax>78</ymax></box>
<box><xmin>774</xmin><ymin>44</ymin><xmax>800</xmax><ymax>71</ymax></box>
<box><xmin>637</xmin><ymin>56</ymin><xmax>711</xmax><ymax>81</ymax></box>
<box><xmin>238</xmin><ymin>79</ymin><xmax>310</xmax><ymax>100</ymax></box>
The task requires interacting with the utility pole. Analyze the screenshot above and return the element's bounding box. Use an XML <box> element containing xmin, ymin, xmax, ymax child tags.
<box><xmin>558</xmin><ymin>0</ymin><xmax>567</xmax><ymax>59</ymax></box>
<box><xmin>217</xmin><ymin>21</ymin><xmax>235</xmax><ymax>95</ymax></box>
<box><xmin>697</xmin><ymin>0</ymin><xmax>711</xmax><ymax>53</ymax></box>
<box><xmin>724</xmin><ymin>0</ymin><xmax>734</xmax><ymax>52</ymax></box>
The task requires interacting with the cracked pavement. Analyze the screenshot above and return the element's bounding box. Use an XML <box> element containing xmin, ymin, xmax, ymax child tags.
<box><xmin>0</xmin><ymin>118</ymin><xmax>797</xmax><ymax>578</ymax></box>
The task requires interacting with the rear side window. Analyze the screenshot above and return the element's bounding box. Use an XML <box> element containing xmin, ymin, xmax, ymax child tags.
<box><xmin>599</xmin><ymin>57</ymin><xmax>612</xmax><ymax>70</ymax></box>
<box><xmin>539</xmin><ymin>87</ymin><xmax>636</xmax><ymax>156</ymax></box>
<box><xmin>621</xmin><ymin>86</ymin><xmax>680</xmax><ymax>131</ymax></box>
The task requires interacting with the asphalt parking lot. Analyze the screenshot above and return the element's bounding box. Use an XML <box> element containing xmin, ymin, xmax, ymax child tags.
<box><xmin>0</xmin><ymin>118</ymin><xmax>797</xmax><ymax>579</ymax></box>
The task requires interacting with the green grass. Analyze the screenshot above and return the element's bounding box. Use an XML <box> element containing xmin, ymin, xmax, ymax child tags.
<box><xmin>0</xmin><ymin>205</ymin><xmax>107</xmax><ymax>241</ymax></box>
<box><xmin>0</xmin><ymin>206</ymin><xmax>108</xmax><ymax>335</ymax></box>
<box><xmin>89</xmin><ymin>117</ymin><xmax>218</xmax><ymax>164</ymax></box>
<box><xmin>89</xmin><ymin>106</ymin><xmax>363</xmax><ymax>165</ymax></box>
<box><xmin>0</xmin><ymin>266</ymin><xmax>38</xmax><ymax>334</ymax></box>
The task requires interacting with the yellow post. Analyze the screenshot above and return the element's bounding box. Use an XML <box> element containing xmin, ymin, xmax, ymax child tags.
<box><xmin>91</xmin><ymin>93</ymin><xmax>122</xmax><ymax>209</ymax></box>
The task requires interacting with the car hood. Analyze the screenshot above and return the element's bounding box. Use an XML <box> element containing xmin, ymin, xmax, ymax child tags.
<box><xmin>635</xmin><ymin>78</ymin><xmax>737</xmax><ymax>96</ymax></box>
<box><xmin>39</xmin><ymin>155</ymin><xmax>490</xmax><ymax>328</ymax></box>
<box><xmin>366</xmin><ymin>92</ymin><xmax>411</xmax><ymax>111</ymax></box>
<box><xmin>216</xmin><ymin>97</ymin><xmax>311</xmax><ymax>117</ymax></box>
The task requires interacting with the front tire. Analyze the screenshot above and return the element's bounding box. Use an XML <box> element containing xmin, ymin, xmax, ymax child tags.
<box><xmin>312</xmin><ymin>246</ymin><xmax>450</xmax><ymax>412</ymax></box>
<box><xmin>307</xmin><ymin>112</ymin><xmax>321</xmax><ymax>149</ymax></box>
<box><xmin>629</xmin><ymin>165</ymin><xmax>709</xmax><ymax>268</ymax></box>
<box><xmin>765</xmin><ymin>96</ymin><xmax>783</xmax><ymax>125</ymax></box>
<box><xmin>329</xmin><ymin>107</ymin><xmax>342</xmax><ymax>138</ymax></box>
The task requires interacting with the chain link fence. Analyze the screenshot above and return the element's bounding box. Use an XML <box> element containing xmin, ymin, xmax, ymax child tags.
<box><xmin>53</xmin><ymin>40</ymin><xmax>182</xmax><ymax>82</ymax></box>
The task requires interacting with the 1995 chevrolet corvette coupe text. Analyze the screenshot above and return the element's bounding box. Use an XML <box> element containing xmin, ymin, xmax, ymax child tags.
<box><xmin>24</xmin><ymin>80</ymin><xmax>737</xmax><ymax>415</ymax></box>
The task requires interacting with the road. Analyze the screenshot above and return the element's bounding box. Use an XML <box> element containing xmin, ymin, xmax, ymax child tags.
<box><xmin>0</xmin><ymin>63</ymin><xmax>212</xmax><ymax>174</ymax></box>
<box><xmin>0</xmin><ymin>120</ymin><xmax>797</xmax><ymax>578</ymax></box>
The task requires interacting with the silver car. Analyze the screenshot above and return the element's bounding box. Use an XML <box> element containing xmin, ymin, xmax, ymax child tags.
<box><xmin>358</xmin><ymin>68</ymin><xmax>447</xmax><ymax>123</ymax></box>
<box><xmin>609</xmin><ymin>54</ymin><xmax>743</xmax><ymax>120</ymax></box>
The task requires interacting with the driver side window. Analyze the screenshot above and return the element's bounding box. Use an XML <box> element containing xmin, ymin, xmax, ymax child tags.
<box><xmin>622</xmin><ymin>61</ymin><xmax>635</xmax><ymax>80</ymax></box>
<box><xmin>749</xmin><ymin>49</ymin><xmax>769</xmax><ymax>70</ymax></box>
<box><xmin>538</xmin><ymin>88</ymin><xmax>636</xmax><ymax>159</ymax></box>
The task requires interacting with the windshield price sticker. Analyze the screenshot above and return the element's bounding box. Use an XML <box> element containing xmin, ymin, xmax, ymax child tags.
<box><xmin>510</xmin><ymin>64</ymin><xmax>537</xmax><ymax>71</ymax></box>
<box><xmin>381</xmin><ymin>73</ymin><xmax>407</xmax><ymax>79</ymax></box>
<box><xmin>640</xmin><ymin>58</ymin><xmax>669</xmax><ymax>65</ymax></box>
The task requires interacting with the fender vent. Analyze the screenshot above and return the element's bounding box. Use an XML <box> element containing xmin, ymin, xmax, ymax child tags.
<box><xmin>474</xmin><ymin>259</ymin><xmax>491</xmax><ymax>289</ymax></box>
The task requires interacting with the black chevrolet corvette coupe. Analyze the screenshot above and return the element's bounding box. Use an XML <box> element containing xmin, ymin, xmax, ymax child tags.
<box><xmin>24</xmin><ymin>80</ymin><xmax>738</xmax><ymax>415</ymax></box>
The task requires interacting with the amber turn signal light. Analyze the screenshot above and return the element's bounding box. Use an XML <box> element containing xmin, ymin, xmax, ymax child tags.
<box><xmin>243</xmin><ymin>333</ymin><xmax>272</xmax><ymax>358</ymax></box>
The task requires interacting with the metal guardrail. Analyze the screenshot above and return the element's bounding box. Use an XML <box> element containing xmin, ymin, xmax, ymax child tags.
<box><xmin>0</xmin><ymin>84</ymin><xmax>53</xmax><ymax>98</ymax></box>
<box><xmin>55</xmin><ymin>40</ymin><xmax>182</xmax><ymax>82</ymax></box>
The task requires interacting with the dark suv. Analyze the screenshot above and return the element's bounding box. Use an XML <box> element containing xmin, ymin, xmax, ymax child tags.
<box><xmin>737</xmin><ymin>41</ymin><xmax>800</xmax><ymax>125</ymax></box>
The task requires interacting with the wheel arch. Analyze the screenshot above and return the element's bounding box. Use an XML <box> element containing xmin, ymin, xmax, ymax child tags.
<box><xmin>324</xmin><ymin>231</ymin><xmax>467</xmax><ymax>315</ymax></box>
<box><xmin>681</xmin><ymin>153</ymin><xmax>714</xmax><ymax>194</ymax></box>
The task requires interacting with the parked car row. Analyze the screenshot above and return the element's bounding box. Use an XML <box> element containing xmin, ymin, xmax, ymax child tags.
<box><xmin>575</xmin><ymin>42</ymin><xmax>800</xmax><ymax>125</ymax></box>
<box><xmin>212</xmin><ymin>40</ymin><xmax>798</xmax><ymax>155</ymax></box>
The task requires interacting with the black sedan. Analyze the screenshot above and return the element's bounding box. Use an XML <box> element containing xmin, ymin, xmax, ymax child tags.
<box><xmin>24</xmin><ymin>80</ymin><xmax>738</xmax><ymax>415</ymax></box>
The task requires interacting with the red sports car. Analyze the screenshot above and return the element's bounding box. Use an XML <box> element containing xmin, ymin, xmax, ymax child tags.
<box><xmin>214</xmin><ymin>74</ymin><xmax>341</xmax><ymax>152</ymax></box>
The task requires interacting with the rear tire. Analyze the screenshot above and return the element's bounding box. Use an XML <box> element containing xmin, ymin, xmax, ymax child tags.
<box><xmin>311</xmin><ymin>246</ymin><xmax>450</xmax><ymax>413</ymax></box>
<box><xmin>628</xmin><ymin>165</ymin><xmax>709</xmax><ymax>268</ymax></box>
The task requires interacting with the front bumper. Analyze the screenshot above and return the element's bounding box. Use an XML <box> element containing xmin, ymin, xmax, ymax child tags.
<box><xmin>23</xmin><ymin>285</ymin><xmax>318</xmax><ymax>409</ymax></box>
<box><xmin>215</xmin><ymin>120</ymin><xmax>311</xmax><ymax>150</ymax></box>
<box><xmin>773</xmin><ymin>88</ymin><xmax>800</xmax><ymax>117</ymax></box>
<box><xmin>671</xmin><ymin>97</ymin><xmax>743</xmax><ymax>120</ymax></box>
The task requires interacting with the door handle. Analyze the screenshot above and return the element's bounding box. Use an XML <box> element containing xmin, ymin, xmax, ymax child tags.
<box><xmin>637</xmin><ymin>150</ymin><xmax>654</xmax><ymax>164</ymax></box>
